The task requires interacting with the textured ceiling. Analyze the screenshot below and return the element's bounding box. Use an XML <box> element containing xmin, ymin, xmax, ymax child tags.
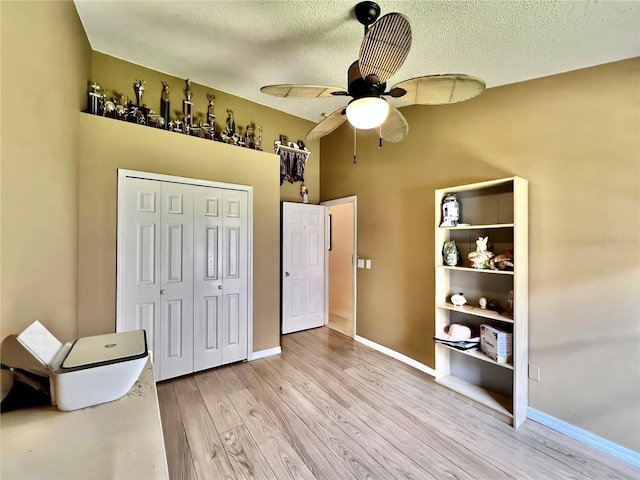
<box><xmin>74</xmin><ymin>1</ymin><xmax>640</xmax><ymax>123</ymax></box>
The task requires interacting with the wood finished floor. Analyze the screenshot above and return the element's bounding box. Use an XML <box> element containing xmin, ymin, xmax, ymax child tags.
<box><xmin>328</xmin><ymin>312</ymin><xmax>353</xmax><ymax>338</ymax></box>
<box><xmin>157</xmin><ymin>327</ymin><xmax>638</xmax><ymax>480</ymax></box>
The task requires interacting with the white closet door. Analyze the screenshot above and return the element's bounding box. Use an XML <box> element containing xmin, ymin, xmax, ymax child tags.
<box><xmin>193</xmin><ymin>186</ymin><xmax>224</xmax><ymax>371</ymax></box>
<box><xmin>121</xmin><ymin>178</ymin><xmax>162</xmax><ymax>378</ymax></box>
<box><xmin>220</xmin><ymin>189</ymin><xmax>249</xmax><ymax>364</ymax></box>
<box><xmin>158</xmin><ymin>182</ymin><xmax>194</xmax><ymax>380</ymax></box>
<box><xmin>119</xmin><ymin>171</ymin><xmax>251</xmax><ymax>381</ymax></box>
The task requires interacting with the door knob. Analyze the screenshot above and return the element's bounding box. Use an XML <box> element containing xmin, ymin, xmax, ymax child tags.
<box><xmin>218</xmin><ymin>285</ymin><xmax>223</xmax><ymax>290</ymax></box>
<box><xmin>285</xmin><ymin>272</ymin><xmax>290</xmax><ymax>277</ymax></box>
<box><xmin>160</xmin><ymin>289</ymin><xmax>165</xmax><ymax>295</ymax></box>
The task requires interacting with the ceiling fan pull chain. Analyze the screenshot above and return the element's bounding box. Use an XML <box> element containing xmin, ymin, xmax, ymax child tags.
<box><xmin>379</xmin><ymin>124</ymin><xmax>383</xmax><ymax>148</ymax></box>
<box><xmin>353</xmin><ymin>127</ymin><xmax>357</xmax><ymax>164</ymax></box>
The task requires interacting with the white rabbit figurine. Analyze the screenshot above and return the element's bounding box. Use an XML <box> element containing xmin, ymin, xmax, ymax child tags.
<box><xmin>476</xmin><ymin>236</ymin><xmax>488</xmax><ymax>252</ymax></box>
<box><xmin>468</xmin><ymin>236</ymin><xmax>494</xmax><ymax>269</ymax></box>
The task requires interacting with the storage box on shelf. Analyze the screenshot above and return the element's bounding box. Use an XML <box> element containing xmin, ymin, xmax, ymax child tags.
<box><xmin>434</xmin><ymin>176</ymin><xmax>528</xmax><ymax>428</ymax></box>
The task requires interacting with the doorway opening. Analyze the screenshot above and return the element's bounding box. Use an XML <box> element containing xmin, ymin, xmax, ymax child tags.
<box><xmin>322</xmin><ymin>196</ymin><xmax>357</xmax><ymax>338</ymax></box>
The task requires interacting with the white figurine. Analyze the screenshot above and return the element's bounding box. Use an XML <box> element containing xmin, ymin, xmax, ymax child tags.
<box><xmin>468</xmin><ymin>236</ymin><xmax>494</xmax><ymax>269</ymax></box>
<box><xmin>451</xmin><ymin>293</ymin><xmax>467</xmax><ymax>307</ymax></box>
<box><xmin>440</xmin><ymin>194</ymin><xmax>460</xmax><ymax>227</ymax></box>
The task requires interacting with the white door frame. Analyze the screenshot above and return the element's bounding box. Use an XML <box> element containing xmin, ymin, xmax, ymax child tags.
<box><xmin>321</xmin><ymin>196</ymin><xmax>357</xmax><ymax>337</ymax></box>
<box><xmin>116</xmin><ymin>169</ymin><xmax>254</xmax><ymax>360</ymax></box>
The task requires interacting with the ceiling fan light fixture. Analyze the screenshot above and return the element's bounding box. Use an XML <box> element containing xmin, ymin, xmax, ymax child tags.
<box><xmin>346</xmin><ymin>96</ymin><xmax>389</xmax><ymax>129</ymax></box>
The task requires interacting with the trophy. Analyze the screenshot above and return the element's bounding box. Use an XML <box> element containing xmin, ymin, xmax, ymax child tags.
<box><xmin>245</xmin><ymin>124</ymin><xmax>254</xmax><ymax>149</ymax></box>
<box><xmin>102</xmin><ymin>90</ymin><xmax>116</xmax><ymax>118</ymax></box>
<box><xmin>114</xmin><ymin>95</ymin><xmax>127</xmax><ymax>121</ymax></box>
<box><xmin>182</xmin><ymin>79</ymin><xmax>194</xmax><ymax>127</ymax></box>
<box><xmin>221</xmin><ymin>109</ymin><xmax>238</xmax><ymax>144</ymax></box>
<box><xmin>133</xmin><ymin>79</ymin><xmax>145</xmax><ymax>106</ymax></box>
<box><xmin>160</xmin><ymin>81</ymin><xmax>170</xmax><ymax>129</ymax></box>
<box><xmin>206</xmin><ymin>93</ymin><xmax>215</xmax><ymax>126</ymax></box>
<box><xmin>87</xmin><ymin>82</ymin><xmax>102</xmax><ymax>115</ymax></box>
<box><xmin>206</xmin><ymin>93</ymin><xmax>216</xmax><ymax>140</ymax></box>
<box><xmin>133</xmin><ymin>80</ymin><xmax>149</xmax><ymax>125</ymax></box>
<box><xmin>255</xmin><ymin>125</ymin><xmax>263</xmax><ymax>150</ymax></box>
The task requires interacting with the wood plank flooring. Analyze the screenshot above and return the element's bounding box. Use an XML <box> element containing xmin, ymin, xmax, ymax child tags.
<box><xmin>328</xmin><ymin>312</ymin><xmax>353</xmax><ymax>338</ymax></box>
<box><xmin>158</xmin><ymin>327</ymin><xmax>639</xmax><ymax>480</ymax></box>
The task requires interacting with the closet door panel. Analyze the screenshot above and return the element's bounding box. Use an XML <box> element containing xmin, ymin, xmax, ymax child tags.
<box><xmin>121</xmin><ymin>178</ymin><xmax>162</xmax><ymax>379</ymax></box>
<box><xmin>159</xmin><ymin>183</ymin><xmax>194</xmax><ymax>380</ymax></box>
<box><xmin>193</xmin><ymin>186</ymin><xmax>224</xmax><ymax>371</ymax></box>
<box><xmin>221</xmin><ymin>190</ymin><xmax>249</xmax><ymax>364</ymax></box>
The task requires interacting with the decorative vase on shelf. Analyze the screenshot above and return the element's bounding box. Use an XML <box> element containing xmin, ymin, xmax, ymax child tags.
<box><xmin>442</xmin><ymin>240</ymin><xmax>461</xmax><ymax>266</ymax></box>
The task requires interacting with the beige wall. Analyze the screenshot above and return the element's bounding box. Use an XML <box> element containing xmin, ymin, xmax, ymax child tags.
<box><xmin>90</xmin><ymin>52</ymin><xmax>319</xmax><ymax>204</ymax></box>
<box><xmin>78</xmin><ymin>114</ymin><xmax>282</xmax><ymax>351</ymax></box>
<box><xmin>82</xmin><ymin>54</ymin><xmax>319</xmax><ymax>352</ymax></box>
<box><xmin>1</xmin><ymin>7</ymin><xmax>317</xmax><ymax>352</ymax></box>
<box><xmin>320</xmin><ymin>58</ymin><xmax>640</xmax><ymax>450</ymax></box>
<box><xmin>329</xmin><ymin>203</ymin><xmax>354</xmax><ymax>320</ymax></box>
<box><xmin>1</xmin><ymin>1</ymin><xmax>91</xmax><ymax>342</ymax></box>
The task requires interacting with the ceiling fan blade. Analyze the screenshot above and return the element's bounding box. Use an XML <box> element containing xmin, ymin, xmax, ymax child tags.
<box><xmin>359</xmin><ymin>12</ymin><xmax>412</xmax><ymax>84</ymax></box>
<box><xmin>381</xmin><ymin>107</ymin><xmax>408</xmax><ymax>143</ymax></box>
<box><xmin>260</xmin><ymin>84</ymin><xmax>348</xmax><ymax>98</ymax></box>
<box><xmin>392</xmin><ymin>74</ymin><xmax>486</xmax><ymax>105</ymax></box>
<box><xmin>305</xmin><ymin>106</ymin><xmax>348</xmax><ymax>141</ymax></box>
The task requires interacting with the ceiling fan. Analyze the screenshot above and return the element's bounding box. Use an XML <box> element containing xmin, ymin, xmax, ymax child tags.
<box><xmin>260</xmin><ymin>1</ymin><xmax>486</xmax><ymax>144</ymax></box>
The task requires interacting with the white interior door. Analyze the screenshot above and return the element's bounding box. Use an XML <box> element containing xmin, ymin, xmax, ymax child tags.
<box><xmin>158</xmin><ymin>182</ymin><xmax>194</xmax><ymax>380</ymax></box>
<box><xmin>282</xmin><ymin>202</ymin><xmax>326</xmax><ymax>334</ymax></box>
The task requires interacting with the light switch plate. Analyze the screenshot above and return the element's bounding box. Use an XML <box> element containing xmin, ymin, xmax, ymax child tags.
<box><xmin>357</xmin><ymin>258</ymin><xmax>365</xmax><ymax>268</ymax></box>
<box><xmin>365</xmin><ymin>259</ymin><xmax>371</xmax><ymax>269</ymax></box>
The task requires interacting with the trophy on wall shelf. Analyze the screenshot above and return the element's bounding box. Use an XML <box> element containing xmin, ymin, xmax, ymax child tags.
<box><xmin>88</xmin><ymin>82</ymin><xmax>102</xmax><ymax>115</ymax></box>
<box><xmin>183</xmin><ymin>79</ymin><xmax>194</xmax><ymax>127</ymax></box>
<box><xmin>132</xmin><ymin>80</ymin><xmax>149</xmax><ymax>125</ymax></box>
<box><xmin>245</xmin><ymin>124</ymin><xmax>254</xmax><ymax>149</ymax></box>
<box><xmin>255</xmin><ymin>125</ymin><xmax>263</xmax><ymax>150</ymax></box>
<box><xmin>206</xmin><ymin>93</ymin><xmax>216</xmax><ymax>140</ymax></box>
<box><xmin>133</xmin><ymin>79</ymin><xmax>145</xmax><ymax>106</ymax></box>
<box><xmin>221</xmin><ymin>109</ymin><xmax>239</xmax><ymax>145</ymax></box>
<box><xmin>102</xmin><ymin>90</ymin><xmax>116</xmax><ymax>118</ymax></box>
<box><xmin>160</xmin><ymin>81</ymin><xmax>170</xmax><ymax>129</ymax></box>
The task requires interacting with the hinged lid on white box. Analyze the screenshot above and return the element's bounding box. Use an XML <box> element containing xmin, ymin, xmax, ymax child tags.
<box><xmin>16</xmin><ymin>320</ymin><xmax>148</xmax><ymax>411</ymax></box>
<box><xmin>17</xmin><ymin>321</ymin><xmax>147</xmax><ymax>372</ymax></box>
<box><xmin>60</xmin><ymin>330</ymin><xmax>147</xmax><ymax>372</ymax></box>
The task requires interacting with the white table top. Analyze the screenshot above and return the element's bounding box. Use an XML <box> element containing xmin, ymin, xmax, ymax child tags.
<box><xmin>1</xmin><ymin>359</ymin><xmax>169</xmax><ymax>479</ymax></box>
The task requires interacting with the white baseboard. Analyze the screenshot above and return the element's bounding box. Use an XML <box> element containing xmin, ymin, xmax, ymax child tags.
<box><xmin>527</xmin><ymin>407</ymin><xmax>640</xmax><ymax>468</ymax></box>
<box><xmin>354</xmin><ymin>335</ymin><xmax>436</xmax><ymax>377</ymax></box>
<box><xmin>248</xmin><ymin>346</ymin><xmax>281</xmax><ymax>361</ymax></box>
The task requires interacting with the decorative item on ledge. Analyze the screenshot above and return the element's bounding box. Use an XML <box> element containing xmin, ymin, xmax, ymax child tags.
<box><xmin>275</xmin><ymin>138</ymin><xmax>310</xmax><ymax>186</ymax></box>
<box><xmin>300</xmin><ymin>184</ymin><xmax>309</xmax><ymax>204</ymax></box>
<box><xmin>84</xmin><ymin>78</ymin><xmax>266</xmax><ymax>151</ymax></box>
<box><xmin>468</xmin><ymin>236</ymin><xmax>494</xmax><ymax>269</ymax></box>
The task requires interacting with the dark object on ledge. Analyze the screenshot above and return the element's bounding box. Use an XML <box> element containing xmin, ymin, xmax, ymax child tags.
<box><xmin>487</xmin><ymin>299</ymin><xmax>501</xmax><ymax>312</ymax></box>
<box><xmin>490</xmin><ymin>249</ymin><xmax>514</xmax><ymax>271</ymax></box>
